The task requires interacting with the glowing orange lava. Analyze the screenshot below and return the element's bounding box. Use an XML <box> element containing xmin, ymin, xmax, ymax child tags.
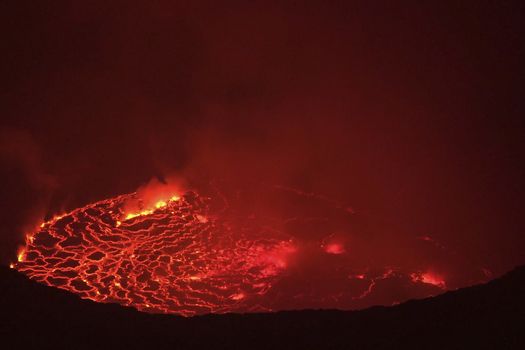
<box><xmin>411</xmin><ymin>271</ymin><xmax>446</xmax><ymax>289</ymax></box>
<box><xmin>13</xmin><ymin>185</ymin><xmax>455</xmax><ymax>316</ymax></box>
<box><xmin>15</xmin><ymin>191</ymin><xmax>295</xmax><ymax>316</ymax></box>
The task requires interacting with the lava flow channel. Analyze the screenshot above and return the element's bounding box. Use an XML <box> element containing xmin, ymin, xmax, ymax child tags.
<box><xmin>15</xmin><ymin>191</ymin><xmax>295</xmax><ymax>316</ymax></box>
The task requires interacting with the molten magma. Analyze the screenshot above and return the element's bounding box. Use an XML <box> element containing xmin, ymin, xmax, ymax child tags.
<box><xmin>411</xmin><ymin>272</ymin><xmax>446</xmax><ymax>289</ymax></box>
<box><xmin>14</xmin><ymin>187</ymin><xmax>456</xmax><ymax>316</ymax></box>
<box><xmin>15</xmin><ymin>191</ymin><xmax>295</xmax><ymax>315</ymax></box>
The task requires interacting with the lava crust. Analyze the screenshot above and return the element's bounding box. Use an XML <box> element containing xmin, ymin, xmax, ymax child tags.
<box><xmin>15</xmin><ymin>191</ymin><xmax>295</xmax><ymax>316</ymax></box>
<box><xmin>15</xmin><ymin>186</ymin><xmax>457</xmax><ymax>316</ymax></box>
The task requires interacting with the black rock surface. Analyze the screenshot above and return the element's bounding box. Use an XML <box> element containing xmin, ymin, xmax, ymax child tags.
<box><xmin>1</xmin><ymin>265</ymin><xmax>524</xmax><ymax>349</ymax></box>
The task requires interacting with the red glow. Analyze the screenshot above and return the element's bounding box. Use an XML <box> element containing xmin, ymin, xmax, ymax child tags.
<box><xmin>411</xmin><ymin>271</ymin><xmax>446</xmax><ymax>289</ymax></box>
<box><xmin>324</xmin><ymin>243</ymin><xmax>345</xmax><ymax>255</ymax></box>
<box><xmin>2</xmin><ymin>1</ymin><xmax>522</xmax><ymax>322</ymax></box>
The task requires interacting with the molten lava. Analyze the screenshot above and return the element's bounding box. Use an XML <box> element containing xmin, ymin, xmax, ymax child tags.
<box><xmin>15</xmin><ymin>191</ymin><xmax>295</xmax><ymax>315</ymax></box>
<box><xmin>14</xmin><ymin>185</ymin><xmax>461</xmax><ymax>316</ymax></box>
<box><xmin>411</xmin><ymin>272</ymin><xmax>446</xmax><ymax>289</ymax></box>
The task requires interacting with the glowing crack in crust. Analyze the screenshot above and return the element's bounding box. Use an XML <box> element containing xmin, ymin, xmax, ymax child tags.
<box><xmin>15</xmin><ymin>191</ymin><xmax>295</xmax><ymax>316</ymax></box>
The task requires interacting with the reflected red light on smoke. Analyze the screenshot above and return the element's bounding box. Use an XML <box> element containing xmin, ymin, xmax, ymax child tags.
<box><xmin>324</xmin><ymin>243</ymin><xmax>345</xmax><ymax>255</ymax></box>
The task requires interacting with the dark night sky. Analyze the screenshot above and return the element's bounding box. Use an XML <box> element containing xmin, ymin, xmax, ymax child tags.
<box><xmin>1</xmin><ymin>1</ymin><xmax>524</xmax><ymax>283</ymax></box>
